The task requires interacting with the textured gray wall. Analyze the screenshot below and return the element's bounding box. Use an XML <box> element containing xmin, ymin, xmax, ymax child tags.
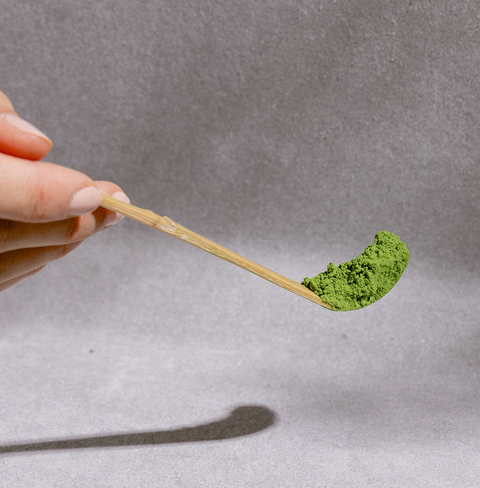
<box><xmin>1</xmin><ymin>2</ymin><xmax>480</xmax><ymax>486</ymax></box>
<box><xmin>1</xmin><ymin>0</ymin><xmax>479</xmax><ymax>276</ymax></box>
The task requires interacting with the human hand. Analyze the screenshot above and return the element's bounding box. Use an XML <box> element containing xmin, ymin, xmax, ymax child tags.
<box><xmin>0</xmin><ymin>90</ymin><xmax>129</xmax><ymax>292</ymax></box>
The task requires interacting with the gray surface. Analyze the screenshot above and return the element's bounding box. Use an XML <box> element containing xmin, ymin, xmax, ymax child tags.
<box><xmin>1</xmin><ymin>0</ymin><xmax>479</xmax><ymax>486</ymax></box>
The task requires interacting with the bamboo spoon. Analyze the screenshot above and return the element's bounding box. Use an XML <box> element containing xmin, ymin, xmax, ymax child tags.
<box><xmin>101</xmin><ymin>194</ymin><xmax>333</xmax><ymax>309</ymax></box>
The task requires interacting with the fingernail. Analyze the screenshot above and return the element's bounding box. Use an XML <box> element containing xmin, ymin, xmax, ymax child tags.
<box><xmin>68</xmin><ymin>187</ymin><xmax>103</xmax><ymax>216</ymax></box>
<box><xmin>0</xmin><ymin>113</ymin><xmax>52</xmax><ymax>145</ymax></box>
<box><xmin>106</xmin><ymin>192</ymin><xmax>130</xmax><ymax>226</ymax></box>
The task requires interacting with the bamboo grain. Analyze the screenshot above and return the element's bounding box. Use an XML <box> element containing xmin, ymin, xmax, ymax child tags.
<box><xmin>101</xmin><ymin>193</ymin><xmax>333</xmax><ymax>309</ymax></box>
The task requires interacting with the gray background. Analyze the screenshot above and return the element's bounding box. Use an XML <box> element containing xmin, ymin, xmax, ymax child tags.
<box><xmin>1</xmin><ymin>0</ymin><xmax>479</xmax><ymax>486</ymax></box>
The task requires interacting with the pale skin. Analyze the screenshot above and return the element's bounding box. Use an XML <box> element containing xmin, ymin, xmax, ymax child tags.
<box><xmin>0</xmin><ymin>90</ymin><xmax>129</xmax><ymax>292</ymax></box>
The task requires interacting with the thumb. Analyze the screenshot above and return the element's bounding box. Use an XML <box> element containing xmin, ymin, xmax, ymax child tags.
<box><xmin>0</xmin><ymin>154</ymin><xmax>102</xmax><ymax>223</ymax></box>
<box><xmin>0</xmin><ymin>90</ymin><xmax>53</xmax><ymax>160</ymax></box>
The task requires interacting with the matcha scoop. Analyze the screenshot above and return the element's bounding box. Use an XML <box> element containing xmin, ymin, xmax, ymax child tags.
<box><xmin>101</xmin><ymin>195</ymin><xmax>408</xmax><ymax>311</ymax></box>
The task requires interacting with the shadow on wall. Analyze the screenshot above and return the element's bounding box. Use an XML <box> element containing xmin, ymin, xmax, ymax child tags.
<box><xmin>0</xmin><ymin>405</ymin><xmax>276</xmax><ymax>455</ymax></box>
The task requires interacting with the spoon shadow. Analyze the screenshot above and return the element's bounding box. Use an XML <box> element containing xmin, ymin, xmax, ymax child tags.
<box><xmin>0</xmin><ymin>405</ymin><xmax>276</xmax><ymax>455</ymax></box>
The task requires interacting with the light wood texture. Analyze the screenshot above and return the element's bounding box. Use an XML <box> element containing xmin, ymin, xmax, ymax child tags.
<box><xmin>101</xmin><ymin>193</ymin><xmax>333</xmax><ymax>309</ymax></box>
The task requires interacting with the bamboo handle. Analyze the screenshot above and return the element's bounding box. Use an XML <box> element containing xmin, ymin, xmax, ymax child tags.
<box><xmin>101</xmin><ymin>194</ymin><xmax>333</xmax><ymax>309</ymax></box>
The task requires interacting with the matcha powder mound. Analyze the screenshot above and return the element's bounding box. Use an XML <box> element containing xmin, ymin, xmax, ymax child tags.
<box><xmin>301</xmin><ymin>230</ymin><xmax>410</xmax><ymax>311</ymax></box>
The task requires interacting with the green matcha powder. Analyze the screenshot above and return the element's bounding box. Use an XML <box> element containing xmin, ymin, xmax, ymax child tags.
<box><xmin>301</xmin><ymin>230</ymin><xmax>410</xmax><ymax>311</ymax></box>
